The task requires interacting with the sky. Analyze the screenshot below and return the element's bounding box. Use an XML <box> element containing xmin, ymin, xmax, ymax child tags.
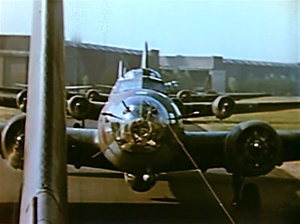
<box><xmin>0</xmin><ymin>0</ymin><xmax>299</xmax><ymax>63</ymax></box>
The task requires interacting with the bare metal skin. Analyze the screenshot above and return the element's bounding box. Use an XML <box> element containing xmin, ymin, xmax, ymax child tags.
<box><xmin>19</xmin><ymin>0</ymin><xmax>67</xmax><ymax>223</ymax></box>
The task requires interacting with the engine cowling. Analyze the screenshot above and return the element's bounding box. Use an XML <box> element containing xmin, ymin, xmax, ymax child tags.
<box><xmin>16</xmin><ymin>89</ymin><xmax>27</xmax><ymax>112</ymax></box>
<box><xmin>176</xmin><ymin>90</ymin><xmax>191</xmax><ymax>102</ymax></box>
<box><xmin>67</xmin><ymin>95</ymin><xmax>90</xmax><ymax>120</ymax></box>
<box><xmin>212</xmin><ymin>95</ymin><xmax>235</xmax><ymax>119</ymax></box>
<box><xmin>124</xmin><ymin>173</ymin><xmax>157</xmax><ymax>192</ymax></box>
<box><xmin>1</xmin><ymin>113</ymin><xmax>26</xmax><ymax>169</ymax></box>
<box><xmin>85</xmin><ymin>89</ymin><xmax>101</xmax><ymax>101</ymax></box>
<box><xmin>224</xmin><ymin>120</ymin><xmax>282</xmax><ymax>177</ymax></box>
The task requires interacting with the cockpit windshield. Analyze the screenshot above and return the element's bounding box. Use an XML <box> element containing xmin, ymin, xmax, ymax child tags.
<box><xmin>122</xmin><ymin>68</ymin><xmax>162</xmax><ymax>80</ymax></box>
<box><xmin>113</xmin><ymin>68</ymin><xmax>166</xmax><ymax>94</ymax></box>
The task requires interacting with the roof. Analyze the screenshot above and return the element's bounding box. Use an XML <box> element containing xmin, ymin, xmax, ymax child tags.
<box><xmin>223</xmin><ymin>58</ymin><xmax>299</xmax><ymax>68</ymax></box>
<box><xmin>65</xmin><ymin>41</ymin><xmax>142</xmax><ymax>55</ymax></box>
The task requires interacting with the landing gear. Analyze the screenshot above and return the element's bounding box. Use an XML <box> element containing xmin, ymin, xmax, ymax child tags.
<box><xmin>241</xmin><ymin>183</ymin><xmax>261</xmax><ymax>213</ymax></box>
<box><xmin>232</xmin><ymin>174</ymin><xmax>244</xmax><ymax>207</ymax></box>
<box><xmin>231</xmin><ymin>174</ymin><xmax>261</xmax><ymax>213</ymax></box>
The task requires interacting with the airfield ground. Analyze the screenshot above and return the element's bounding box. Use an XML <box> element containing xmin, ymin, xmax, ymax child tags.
<box><xmin>1</xmin><ymin>96</ymin><xmax>300</xmax><ymax>223</ymax></box>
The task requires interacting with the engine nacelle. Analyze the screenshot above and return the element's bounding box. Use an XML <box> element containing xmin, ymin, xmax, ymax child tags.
<box><xmin>16</xmin><ymin>89</ymin><xmax>27</xmax><ymax>112</ymax></box>
<box><xmin>124</xmin><ymin>173</ymin><xmax>157</xmax><ymax>192</ymax></box>
<box><xmin>1</xmin><ymin>113</ymin><xmax>26</xmax><ymax>169</ymax></box>
<box><xmin>212</xmin><ymin>95</ymin><xmax>235</xmax><ymax>119</ymax></box>
<box><xmin>224</xmin><ymin>120</ymin><xmax>282</xmax><ymax>177</ymax></box>
<box><xmin>176</xmin><ymin>90</ymin><xmax>191</xmax><ymax>102</ymax></box>
<box><xmin>85</xmin><ymin>89</ymin><xmax>101</xmax><ymax>101</ymax></box>
<box><xmin>67</xmin><ymin>95</ymin><xmax>90</xmax><ymax>120</ymax></box>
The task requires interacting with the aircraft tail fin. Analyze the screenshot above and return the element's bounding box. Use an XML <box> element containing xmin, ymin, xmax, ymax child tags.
<box><xmin>20</xmin><ymin>0</ymin><xmax>67</xmax><ymax>223</ymax></box>
<box><xmin>140</xmin><ymin>42</ymin><xmax>149</xmax><ymax>69</ymax></box>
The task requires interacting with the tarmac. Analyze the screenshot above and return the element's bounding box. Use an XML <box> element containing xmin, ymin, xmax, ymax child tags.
<box><xmin>1</xmin><ymin>100</ymin><xmax>300</xmax><ymax>223</ymax></box>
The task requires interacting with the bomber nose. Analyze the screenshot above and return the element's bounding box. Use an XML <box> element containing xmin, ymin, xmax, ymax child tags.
<box><xmin>117</xmin><ymin>118</ymin><xmax>164</xmax><ymax>153</ymax></box>
<box><xmin>130</xmin><ymin>119</ymin><xmax>153</xmax><ymax>144</ymax></box>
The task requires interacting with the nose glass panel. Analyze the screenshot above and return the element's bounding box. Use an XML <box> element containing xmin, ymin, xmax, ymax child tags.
<box><xmin>110</xmin><ymin>95</ymin><xmax>170</xmax><ymax>152</ymax></box>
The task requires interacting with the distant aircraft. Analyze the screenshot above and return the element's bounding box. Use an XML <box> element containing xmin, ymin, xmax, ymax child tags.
<box><xmin>62</xmin><ymin>56</ymin><xmax>300</xmax><ymax>122</ymax></box>
<box><xmin>1</xmin><ymin>62</ymin><xmax>299</xmax><ymax>121</ymax></box>
<box><xmin>163</xmin><ymin>79</ymin><xmax>271</xmax><ymax>102</ymax></box>
<box><xmin>2</xmin><ymin>36</ymin><xmax>300</xmax><ymax>222</ymax></box>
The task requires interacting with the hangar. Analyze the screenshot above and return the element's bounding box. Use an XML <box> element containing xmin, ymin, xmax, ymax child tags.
<box><xmin>0</xmin><ymin>34</ymin><xmax>299</xmax><ymax>95</ymax></box>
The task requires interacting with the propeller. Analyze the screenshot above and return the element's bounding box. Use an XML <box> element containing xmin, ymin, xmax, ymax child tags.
<box><xmin>67</xmin><ymin>95</ymin><xmax>90</xmax><ymax>120</ymax></box>
<box><xmin>15</xmin><ymin>90</ymin><xmax>27</xmax><ymax>112</ymax></box>
<box><xmin>1</xmin><ymin>114</ymin><xmax>26</xmax><ymax>169</ymax></box>
<box><xmin>224</xmin><ymin>120</ymin><xmax>282</xmax><ymax>177</ymax></box>
<box><xmin>176</xmin><ymin>89</ymin><xmax>191</xmax><ymax>102</ymax></box>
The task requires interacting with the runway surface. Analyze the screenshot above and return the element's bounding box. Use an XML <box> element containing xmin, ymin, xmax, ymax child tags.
<box><xmin>1</xmin><ymin>160</ymin><xmax>300</xmax><ymax>223</ymax></box>
<box><xmin>1</xmin><ymin>97</ymin><xmax>300</xmax><ymax>223</ymax></box>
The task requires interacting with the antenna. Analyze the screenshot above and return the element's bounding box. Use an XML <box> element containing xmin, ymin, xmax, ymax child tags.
<box><xmin>141</xmin><ymin>42</ymin><xmax>149</xmax><ymax>69</ymax></box>
<box><xmin>118</xmin><ymin>60</ymin><xmax>124</xmax><ymax>78</ymax></box>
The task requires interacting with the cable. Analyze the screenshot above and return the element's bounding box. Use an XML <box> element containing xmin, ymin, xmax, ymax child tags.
<box><xmin>167</xmin><ymin>124</ymin><xmax>236</xmax><ymax>224</ymax></box>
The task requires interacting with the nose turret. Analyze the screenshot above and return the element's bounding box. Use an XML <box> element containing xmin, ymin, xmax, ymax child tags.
<box><xmin>98</xmin><ymin>90</ymin><xmax>181</xmax><ymax>175</ymax></box>
<box><xmin>112</xmin><ymin>95</ymin><xmax>168</xmax><ymax>153</ymax></box>
<box><xmin>116</xmin><ymin>117</ymin><xmax>164</xmax><ymax>152</ymax></box>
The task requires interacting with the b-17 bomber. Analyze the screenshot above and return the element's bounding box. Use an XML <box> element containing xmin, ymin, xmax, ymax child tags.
<box><xmin>1</xmin><ymin>0</ymin><xmax>300</xmax><ymax>223</ymax></box>
<box><xmin>1</xmin><ymin>42</ymin><xmax>300</xmax><ymax>221</ymax></box>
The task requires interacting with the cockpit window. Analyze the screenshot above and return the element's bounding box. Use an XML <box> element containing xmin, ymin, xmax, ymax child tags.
<box><xmin>123</xmin><ymin>70</ymin><xmax>141</xmax><ymax>79</ymax></box>
<box><xmin>114</xmin><ymin>79</ymin><xmax>141</xmax><ymax>92</ymax></box>
<box><xmin>112</xmin><ymin>68</ymin><xmax>166</xmax><ymax>94</ymax></box>
<box><xmin>122</xmin><ymin>68</ymin><xmax>162</xmax><ymax>80</ymax></box>
<box><xmin>143</xmin><ymin>78</ymin><xmax>167</xmax><ymax>94</ymax></box>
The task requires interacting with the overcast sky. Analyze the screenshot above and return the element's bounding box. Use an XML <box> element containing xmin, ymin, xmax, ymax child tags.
<box><xmin>0</xmin><ymin>0</ymin><xmax>299</xmax><ymax>63</ymax></box>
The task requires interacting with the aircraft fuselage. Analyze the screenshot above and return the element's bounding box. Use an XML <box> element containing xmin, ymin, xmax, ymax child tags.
<box><xmin>98</xmin><ymin>88</ymin><xmax>184</xmax><ymax>175</ymax></box>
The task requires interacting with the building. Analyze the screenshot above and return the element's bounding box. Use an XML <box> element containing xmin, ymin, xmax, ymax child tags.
<box><xmin>0</xmin><ymin>34</ymin><xmax>159</xmax><ymax>87</ymax></box>
<box><xmin>0</xmin><ymin>34</ymin><xmax>299</xmax><ymax>95</ymax></box>
<box><xmin>160</xmin><ymin>56</ymin><xmax>300</xmax><ymax>95</ymax></box>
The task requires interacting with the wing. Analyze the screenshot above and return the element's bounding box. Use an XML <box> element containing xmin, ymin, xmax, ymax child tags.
<box><xmin>65</xmin><ymin>85</ymin><xmax>93</xmax><ymax>90</ymax></box>
<box><xmin>180</xmin><ymin>96</ymin><xmax>300</xmax><ymax>119</ymax></box>
<box><xmin>171</xmin><ymin>90</ymin><xmax>271</xmax><ymax>102</ymax></box>
<box><xmin>0</xmin><ymin>88</ymin><xmax>27</xmax><ymax>111</ymax></box>
<box><xmin>0</xmin><ymin>88</ymin><xmax>106</xmax><ymax>119</ymax></box>
<box><xmin>182</xmin><ymin>120</ymin><xmax>300</xmax><ymax>177</ymax></box>
<box><xmin>66</xmin><ymin>127</ymin><xmax>117</xmax><ymax>170</ymax></box>
<box><xmin>223</xmin><ymin>92</ymin><xmax>271</xmax><ymax>100</ymax></box>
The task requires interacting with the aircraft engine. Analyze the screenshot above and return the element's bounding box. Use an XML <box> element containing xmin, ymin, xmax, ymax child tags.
<box><xmin>176</xmin><ymin>90</ymin><xmax>191</xmax><ymax>102</ymax></box>
<box><xmin>1</xmin><ymin>114</ymin><xmax>26</xmax><ymax>169</ymax></box>
<box><xmin>67</xmin><ymin>95</ymin><xmax>90</xmax><ymax>120</ymax></box>
<box><xmin>211</xmin><ymin>95</ymin><xmax>235</xmax><ymax>119</ymax></box>
<box><xmin>124</xmin><ymin>173</ymin><xmax>157</xmax><ymax>192</ymax></box>
<box><xmin>16</xmin><ymin>89</ymin><xmax>27</xmax><ymax>112</ymax></box>
<box><xmin>85</xmin><ymin>89</ymin><xmax>101</xmax><ymax>101</ymax></box>
<box><xmin>224</xmin><ymin>120</ymin><xmax>282</xmax><ymax>177</ymax></box>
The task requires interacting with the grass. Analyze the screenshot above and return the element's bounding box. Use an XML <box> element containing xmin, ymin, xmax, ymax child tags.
<box><xmin>191</xmin><ymin>108</ymin><xmax>300</xmax><ymax>131</ymax></box>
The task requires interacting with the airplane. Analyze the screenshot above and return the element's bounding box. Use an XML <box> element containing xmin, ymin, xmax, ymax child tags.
<box><xmin>1</xmin><ymin>60</ymin><xmax>300</xmax><ymax>122</ymax></box>
<box><xmin>2</xmin><ymin>1</ymin><xmax>300</xmax><ymax>223</ymax></box>
<box><xmin>2</xmin><ymin>38</ymin><xmax>300</xmax><ymax>221</ymax></box>
<box><xmin>163</xmin><ymin>79</ymin><xmax>271</xmax><ymax>102</ymax></box>
<box><xmin>0</xmin><ymin>84</ymin><xmax>107</xmax><ymax>113</ymax></box>
<box><xmin>62</xmin><ymin>58</ymin><xmax>300</xmax><ymax>122</ymax></box>
<box><xmin>0</xmin><ymin>79</ymin><xmax>271</xmax><ymax>114</ymax></box>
